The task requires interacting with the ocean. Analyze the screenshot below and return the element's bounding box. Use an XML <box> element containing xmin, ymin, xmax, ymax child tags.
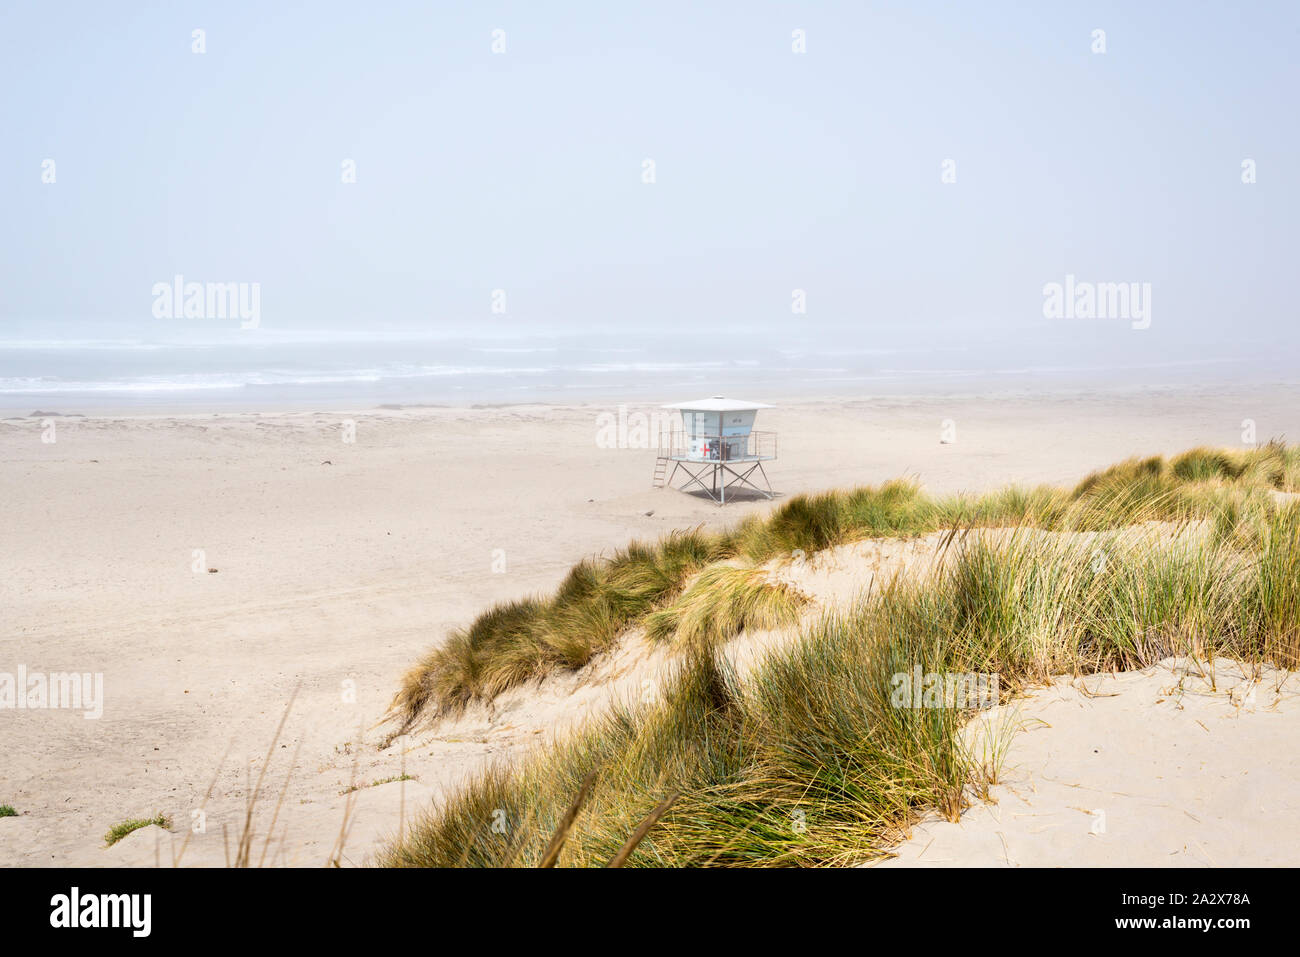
<box><xmin>0</xmin><ymin>319</ymin><xmax>1281</xmax><ymax>414</ymax></box>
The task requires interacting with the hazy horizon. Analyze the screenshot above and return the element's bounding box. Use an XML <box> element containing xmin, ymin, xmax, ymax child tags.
<box><xmin>3</xmin><ymin>1</ymin><xmax>1297</xmax><ymax>406</ymax></box>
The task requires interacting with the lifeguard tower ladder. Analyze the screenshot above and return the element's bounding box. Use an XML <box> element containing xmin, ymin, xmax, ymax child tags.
<box><xmin>653</xmin><ymin>396</ymin><xmax>777</xmax><ymax>505</ymax></box>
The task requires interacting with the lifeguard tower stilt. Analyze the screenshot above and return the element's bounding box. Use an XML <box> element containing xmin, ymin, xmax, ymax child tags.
<box><xmin>653</xmin><ymin>396</ymin><xmax>777</xmax><ymax>505</ymax></box>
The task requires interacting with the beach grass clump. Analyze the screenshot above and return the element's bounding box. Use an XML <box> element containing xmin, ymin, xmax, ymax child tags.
<box><xmin>643</xmin><ymin>565</ymin><xmax>808</xmax><ymax>646</ymax></box>
<box><xmin>1168</xmin><ymin>441</ymin><xmax>1300</xmax><ymax>489</ymax></box>
<box><xmin>103</xmin><ymin>814</ymin><xmax>170</xmax><ymax>848</ymax></box>
<box><xmin>383</xmin><ymin>496</ymin><xmax>1299</xmax><ymax>867</ymax></box>
<box><xmin>386</xmin><ymin>647</ymin><xmax>744</xmax><ymax>868</ymax></box>
<box><xmin>340</xmin><ymin>773</ymin><xmax>417</xmax><ymax>796</ymax></box>
<box><xmin>383</xmin><ymin>628</ymin><xmax>972</xmax><ymax>868</ymax></box>
<box><xmin>1251</xmin><ymin>501</ymin><xmax>1300</xmax><ymax>666</ymax></box>
<box><xmin>0</xmin><ymin>805</ymin><xmax>16</xmax><ymax>818</ymax></box>
<box><xmin>390</xmin><ymin>443</ymin><xmax>1300</xmax><ymax>730</ymax></box>
<box><xmin>391</xmin><ymin>530</ymin><xmax>724</xmax><ymax>726</ymax></box>
<box><xmin>729</xmin><ymin>480</ymin><xmax>940</xmax><ymax>562</ymax></box>
<box><xmin>937</xmin><ymin>484</ymin><xmax>1072</xmax><ymax>530</ymax></box>
<box><xmin>1073</xmin><ymin>442</ymin><xmax>1300</xmax><ymax>501</ymax></box>
<box><xmin>1171</xmin><ymin>447</ymin><xmax>1245</xmax><ymax>483</ymax></box>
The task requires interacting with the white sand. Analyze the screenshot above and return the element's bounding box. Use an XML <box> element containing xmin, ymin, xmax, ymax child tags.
<box><xmin>875</xmin><ymin>660</ymin><xmax>1300</xmax><ymax>867</ymax></box>
<box><xmin>2</xmin><ymin>384</ymin><xmax>1298</xmax><ymax>866</ymax></box>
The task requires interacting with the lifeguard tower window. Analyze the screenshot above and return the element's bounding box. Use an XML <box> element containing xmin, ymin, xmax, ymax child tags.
<box><xmin>653</xmin><ymin>396</ymin><xmax>777</xmax><ymax>505</ymax></box>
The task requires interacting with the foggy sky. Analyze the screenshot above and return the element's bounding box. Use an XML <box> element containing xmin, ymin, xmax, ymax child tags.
<box><xmin>4</xmin><ymin>1</ymin><xmax>1297</xmax><ymax>367</ymax></box>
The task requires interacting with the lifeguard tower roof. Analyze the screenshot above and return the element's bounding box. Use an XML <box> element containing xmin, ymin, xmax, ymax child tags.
<box><xmin>661</xmin><ymin>396</ymin><xmax>774</xmax><ymax>412</ymax></box>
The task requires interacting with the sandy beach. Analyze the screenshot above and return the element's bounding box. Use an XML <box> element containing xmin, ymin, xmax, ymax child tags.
<box><xmin>3</xmin><ymin>381</ymin><xmax>1299</xmax><ymax>867</ymax></box>
<box><xmin>875</xmin><ymin>659</ymin><xmax>1300</xmax><ymax>868</ymax></box>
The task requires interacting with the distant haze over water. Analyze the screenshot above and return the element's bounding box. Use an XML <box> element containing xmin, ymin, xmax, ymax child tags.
<box><xmin>0</xmin><ymin>318</ymin><xmax>1291</xmax><ymax>414</ymax></box>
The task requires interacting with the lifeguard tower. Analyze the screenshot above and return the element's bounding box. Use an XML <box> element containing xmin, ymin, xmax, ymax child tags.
<box><xmin>653</xmin><ymin>396</ymin><xmax>777</xmax><ymax>504</ymax></box>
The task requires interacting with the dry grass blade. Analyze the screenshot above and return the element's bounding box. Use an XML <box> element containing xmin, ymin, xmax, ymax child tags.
<box><xmin>257</xmin><ymin>737</ymin><xmax>304</xmax><ymax>868</ymax></box>
<box><xmin>171</xmin><ymin>740</ymin><xmax>232</xmax><ymax>867</ymax></box>
<box><xmin>325</xmin><ymin>722</ymin><xmax>365</xmax><ymax>867</ymax></box>
<box><xmin>606</xmin><ymin>792</ymin><xmax>679</xmax><ymax>867</ymax></box>
<box><xmin>234</xmin><ymin>685</ymin><xmax>299</xmax><ymax>868</ymax></box>
<box><xmin>538</xmin><ymin>770</ymin><xmax>597</xmax><ymax>867</ymax></box>
<box><xmin>398</xmin><ymin>737</ymin><xmax>408</xmax><ymax>846</ymax></box>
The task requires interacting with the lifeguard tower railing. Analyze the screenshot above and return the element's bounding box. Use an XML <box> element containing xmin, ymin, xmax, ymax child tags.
<box><xmin>657</xmin><ymin>430</ymin><xmax>778</xmax><ymax>463</ymax></box>
<box><xmin>653</xmin><ymin>430</ymin><xmax>777</xmax><ymax>504</ymax></box>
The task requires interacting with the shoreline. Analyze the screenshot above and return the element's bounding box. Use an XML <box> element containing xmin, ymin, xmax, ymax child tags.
<box><xmin>4</xmin><ymin>374</ymin><xmax>1298</xmax><ymax>422</ymax></box>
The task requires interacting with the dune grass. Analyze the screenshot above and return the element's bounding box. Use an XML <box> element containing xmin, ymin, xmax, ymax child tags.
<box><xmin>383</xmin><ymin>495</ymin><xmax>1300</xmax><ymax>867</ymax></box>
<box><xmin>0</xmin><ymin>805</ymin><xmax>16</xmax><ymax>818</ymax></box>
<box><xmin>389</xmin><ymin>442</ymin><xmax>1300</xmax><ymax>731</ymax></box>
<box><xmin>643</xmin><ymin>565</ymin><xmax>808</xmax><ymax>646</ymax></box>
<box><xmin>104</xmin><ymin>813</ymin><xmax>171</xmax><ymax>848</ymax></box>
<box><xmin>390</xmin><ymin>530</ymin><xmax>725</xmax><ymax>726</ymax></box>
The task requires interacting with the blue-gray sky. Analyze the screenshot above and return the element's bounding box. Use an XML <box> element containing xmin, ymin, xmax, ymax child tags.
<box><xmin>3</xmin><ymin>1</ymin><xmax>1297</xmax><ymax>365</ymax></box>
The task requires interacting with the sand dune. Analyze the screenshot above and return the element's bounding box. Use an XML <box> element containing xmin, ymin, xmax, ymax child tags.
<box><xmin>2</xmin><ymin>384</ymin><xmax>1299</xmax><ymax>866</ymax></box>
<box><xmin>875</xmin><ymin>660</ymin><xmax>1300</xmax><ymax>867</ymax></box>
